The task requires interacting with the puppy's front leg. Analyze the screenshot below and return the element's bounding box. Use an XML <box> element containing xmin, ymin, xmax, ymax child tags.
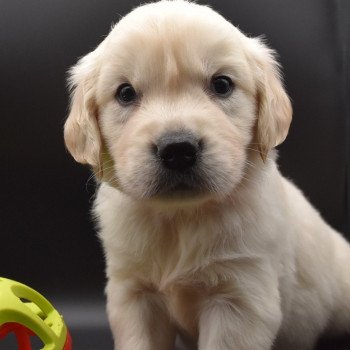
<box><xmin>198</xmin><ymin>283</ymin><xmax>282</xmax><ymax>350</ymax></box>
<box><xmin>106</xmin><ymin>279</ymin><xmax>175</xmax><ymax>350</ymax></box>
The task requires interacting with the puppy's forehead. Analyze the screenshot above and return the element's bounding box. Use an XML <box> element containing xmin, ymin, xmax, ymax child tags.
<box><xmin>114</xmin><ymin>0</ymin><xmax>236</xmax><ymax>42</ymax></box>
<box><xmin>100</xmin><ymin>1</ymin><xmax>251</xmax><ymax>90</ymax></box>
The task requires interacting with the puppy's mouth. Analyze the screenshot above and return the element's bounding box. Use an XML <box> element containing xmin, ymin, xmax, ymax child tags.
<box><xmin>150</xmin><ymin>171</ymin><xmax>207</xmax><ymax>199</ymax></box>
<box><xmin>172</xmin><ymin>182</ymin><xmax>193</xmax><ymax>192</ymax></box>
<box><xmin>164</xmin><ymin>181</ymin><xmax>198</xmax><ymax>196</ymax></box>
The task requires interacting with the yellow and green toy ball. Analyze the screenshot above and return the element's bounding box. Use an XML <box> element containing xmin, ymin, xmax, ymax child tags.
<box><xmin>0</xmin><ymin>277</ymin><xmax>72</xmax><ymax>350</ymax></box>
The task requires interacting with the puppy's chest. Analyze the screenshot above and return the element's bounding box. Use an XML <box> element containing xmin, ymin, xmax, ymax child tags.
<box><xmin>135</xmin><ymin>224</ymin><xmax>211</xmax><ymax>288</ymax></box>
<box><xmin>108</xmin><ymin>212</ymin><xmax>231</xmax><ymax>287</ymax></box>
<box><xmin>101</xmin><ymin>200</ymin><xmax>259</xmax><ymax>288</ymax></box>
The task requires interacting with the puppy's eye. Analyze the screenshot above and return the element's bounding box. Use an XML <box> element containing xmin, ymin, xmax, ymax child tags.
<box><xmin>211</xmin><ymin>76</ymin><xmax>234</xmax><ymax>97</ymax></box>
<box><xmin>116</xmin><ymin>83</ymin><xmax>138</xmax><ymax>105</ymax></box>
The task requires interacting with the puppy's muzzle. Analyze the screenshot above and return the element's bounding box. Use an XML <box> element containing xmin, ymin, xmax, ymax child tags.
<box><xmin>148</xmin><ymin>131</ymin><xmax>209</xmax><ymax>198</ymax></box>
<box><xmin>155</xmin><ymin>132</ymin><xmax>201</xmax><ymax>172</ymax></box>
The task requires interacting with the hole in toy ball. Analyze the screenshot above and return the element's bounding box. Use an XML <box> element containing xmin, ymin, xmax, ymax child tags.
<box><xmin>0</xmin><ymin>332</ymin><xmax>18</xmax><ymax>349</ymax></box>
<box><xmin>20</xmin><ymin>297</ymin><xmax>31</xmax><ymax>303</ymax></box>
<box><xmin>31</xmin><ymin>335</ymin><xmax>45</xmax><ymax>349</ymax></box>
<box><xmin>0</xmin><ymin>323</ymin><xmax>44</xmax><ymax>350</ymax></box>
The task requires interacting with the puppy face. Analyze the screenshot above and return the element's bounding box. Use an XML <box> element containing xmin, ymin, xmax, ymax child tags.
<box><xmin>64</xmin><ymin>0</ymin><xmax>292</xmax><ymax>204</ymax></box>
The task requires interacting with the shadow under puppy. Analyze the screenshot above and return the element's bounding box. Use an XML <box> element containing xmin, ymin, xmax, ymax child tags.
<box><xmin>64</xmin><ymin>1</ymin><xmax>350</xmax><ymax>349</ymax></box>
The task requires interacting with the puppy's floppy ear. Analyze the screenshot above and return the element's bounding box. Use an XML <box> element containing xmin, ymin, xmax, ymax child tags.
<box><xmin>64</xmin><ymin>49</ymin><xmax>106</xmax><ymax>179</ymax></box>
<box><xmin>250</xmin><ymin>38</ymin><xmax>292</xmax><ymax>161</ymax></box>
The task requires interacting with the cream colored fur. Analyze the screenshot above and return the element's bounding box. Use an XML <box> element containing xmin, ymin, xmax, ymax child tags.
<box><xmin>64</xmin><ymin>1</ymin><xmax>350</xmax><ymax>349</ymax></box>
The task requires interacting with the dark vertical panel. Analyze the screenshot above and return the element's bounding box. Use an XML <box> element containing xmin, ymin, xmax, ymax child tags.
<box><xmin>335</xmin><ymin>0</ymin><xmax>350</xmax><ymax>238</ymax></box>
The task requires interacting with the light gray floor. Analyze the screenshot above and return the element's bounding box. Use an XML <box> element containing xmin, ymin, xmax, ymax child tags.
<box><xmin>1</xmin><ymin>297</ymin><xmax>349</xmax><ymax>349</ymax></box>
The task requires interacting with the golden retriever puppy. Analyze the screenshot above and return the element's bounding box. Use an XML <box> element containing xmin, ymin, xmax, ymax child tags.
<box><xmin>64</xmin><ymin>1</ymin><xmax>350</xmax><ymax>349</ymax></box>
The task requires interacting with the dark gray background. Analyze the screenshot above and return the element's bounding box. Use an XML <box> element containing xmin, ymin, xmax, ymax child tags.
<box><xmin>0</xmin><ymin>0</ymin><xmax>349</xmax><ymax>349</ymax></box>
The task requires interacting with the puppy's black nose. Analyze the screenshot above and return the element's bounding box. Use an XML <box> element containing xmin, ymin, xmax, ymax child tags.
<box><xmin>156</xmin><ymin>132</ymin><xmax>200</xmax><ymax>171</ymax></box>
